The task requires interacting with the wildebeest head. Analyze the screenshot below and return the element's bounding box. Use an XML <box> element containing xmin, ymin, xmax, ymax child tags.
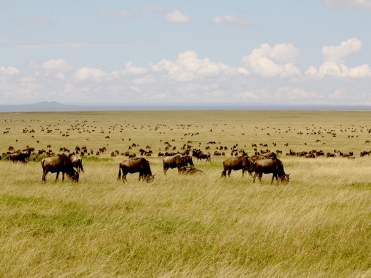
<box><xmin>184</xmin><ymin>155</ymin><xmax>194</xmax><ymax>166</ymax></box>
<box><xmin>144</xmin><ymin>174</ymin><xmax>155</xmax><ymax>183</ymax></box>
<box><xmin>280</xmin><ymin>174</ymin><xmax>290</xmax><ymax>185</ymax></box>
<box><xmin>66</xmin><ymin>170</ymin><xmax>79</xmax><ymax>182</ymax></box>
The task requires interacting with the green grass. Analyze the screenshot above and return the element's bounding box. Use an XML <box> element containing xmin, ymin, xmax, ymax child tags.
<box><xmin>1</xmin><ymin>110</ymin><xmax>371</xmax><ymax>277</ymax></box>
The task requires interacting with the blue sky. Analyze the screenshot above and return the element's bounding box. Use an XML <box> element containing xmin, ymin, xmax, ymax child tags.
<box><xmin>1</xmin><ymin>0</ymin><xmax>371</xmax><ymax>105</ymax></box>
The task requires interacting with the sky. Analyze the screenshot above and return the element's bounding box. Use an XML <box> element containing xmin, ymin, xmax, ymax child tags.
<box><xmin>1</xmin><ymin>0</ymin><xmax>371</xmax><ymax>106</ymax></box>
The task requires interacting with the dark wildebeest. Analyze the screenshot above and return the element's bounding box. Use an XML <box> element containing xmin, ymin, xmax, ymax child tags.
<box><xmin>163</xmin><ymin>154</ymin><xmax>194</xmax><ymax>175</ymax></box>
<box><xmin>193</xmin><ymin>149</ymin><xmax>211</xmax><ymax>162</ymax></box>
<box><xmin>68</xmin><ymin>154</ymin><xmax>84</xmax><ymax>172</ymax></box>
<box><xmin>252</xmin><ymin>158</ymin><xmax>289</xmax><ymax>185</ymax></box>
<box><xmin>8</xmin><ymin>148</ymin><xmax>32</xmax><ymax>163</ymax></box>
<box><xmin>178</xmin><ymin>166</ymin><xmax>205</xmax><ymax>175</ymax></box>
<box><xmin>118</xmin><ymin>158</ymin><xmax>155</xmax><ymax>183</ymax></box>
<box><xmin>41</xmin><ymin>154</ymin><xmax>79</xmax><ymax>182</ymax></box>
<box><xmin>221</xmin><ymin>156</ymin><xmax>254</xmax><ymax>178</ymax></box>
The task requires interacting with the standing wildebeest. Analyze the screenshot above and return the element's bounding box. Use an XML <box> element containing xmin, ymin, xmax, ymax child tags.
<box><xmin>192</xmin><ymin>149</ymin><xmax>211</xmax><ymax>162</ymax></box>
<box><xmin>8</xmin><ymin>148</ymin><xmax>32</xmax><ymax>163</ymax></box>
<box><xmin>69</xmin><ymin>153</ymin><xmax>84</xmax><ymax>172</ymax></box>
<box><xmin>252</xmin><ymin>158</ymin><xmax>289</xmax><ymax>185</ymax></box>
<box><xmin>221</xmin><ymin>156</ymin><xmax>254</xmax><ymax>178</ymax></box>
<box><xmin>41</xmin><ymin>154</ymin><xmax>79</xmax><ymax>182</ymax></box>
<box><xmin>163</xmin><ymin>154</ymin><xmax>194</xmax><ymax>175</ymax></box>
<box><xmin>118</xmin><ymin>158</ymin><xmax>155</xmax><ymax>183</ymax></box>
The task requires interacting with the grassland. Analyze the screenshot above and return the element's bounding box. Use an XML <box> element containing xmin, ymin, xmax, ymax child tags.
<box><xmin>1</xmin><ymin>110</ymin><xmax>371</xmax><ymax>277</ymax></box>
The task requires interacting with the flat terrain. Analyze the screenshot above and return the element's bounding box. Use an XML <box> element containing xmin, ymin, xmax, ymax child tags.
<box><xmin>1</xmin><ymin>110</ymin><xmax>371</xmax><ymax>277</ymax></box>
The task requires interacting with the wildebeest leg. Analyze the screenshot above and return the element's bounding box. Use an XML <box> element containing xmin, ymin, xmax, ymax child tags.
<box><xmin>253</xmin><ymin>172</ymin><xmax>257</xmax><ymax>183</ymax></box>
<box><xmin>227</xmin><ymin>169</ymin><xmax>231</xmax><ymax>177</ymax></box>
<box><xmin>42</xmin><ymin>170</ymin><xmax>48</xmax><ymax>182</ymax></box>
<box><xmin>221</xmin><ymin>170</ymin><xmax>226</xmax><ymax>178</ymax></box>
<box><xmin>258</xmin><ymin>173</ymin><xmax>263</xmax><ymax>184</ymax></box>
<box><xmin>272</xmin><ymin>173</ymin><xmax>279</xmax><ymax>185</ymax></box>
<box><xmin>242</xmin><ymin>169</ymin><xmax>245</xmax><ymax>177</ymax></box>
<box><xmin>163</xmin><ymin>167</ymin><xmax>168</xmax><ymax>175</ymax></box>
<box><xmin>56</xmin><ymin>171</ymin><xmax>60</xmax><ymax>180</ymax></box>
<box><xmin>62</xmin><ymin>172</ymin><xmax>65</xmax><ymax>181</ymax></box>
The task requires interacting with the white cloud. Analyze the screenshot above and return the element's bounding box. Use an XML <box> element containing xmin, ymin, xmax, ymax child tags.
<box><xmin>0</xmin><ymin>66</ymin><xmax>20</xmax><ymax>76</ymax></box>
<box><xmin>75</xmin><ymin>67</ymin><xmax>108</xmax><ymax>82</ymax></box>
<box><xmin>306</xmin><ymin>38</ymin><xmax>371</xmax><ymax>79</ymax></box>
<box><xmin>305</xmin><ymin>66</ymin><xmax>318</xmax><ymax>77</ymax></box>
<box><xmin>132</xmin><ymin>77</ymin><xmax>155</xmax><ymax>85</ymax></box>
<box><xmin>42</xmin><ymin>59</ymin><xmax>73</xmax><ymax>72</ymax></box>
<box><xmin>237</xmin><ymin>91</ymin><xmax>258</xmax><ymax>99</ymax></box>
<box><xmin>275</xmin><ymin>87</ymin><xmax>320</xmax><ymax>99</ymax></box>
<box><xmin>329</xmin><ymin>88</ymin><xmax>347</xmax><ymax>99</ymax></box>
<box><xmin>323</xmin><ymin>0</ymin><xmax>371</xmax><ymax>8</ymax></box>
<box><xmin>165</xmin><ymin>10</ymin><xmax>190</xmax><ymax>23</ymax></box>
<box><xmin>111</xmin><ymin>62</ymin><xmax>148</xmax><ymax>77</ymax></box>
<box><xmin>242</xmin><ymin>43</ymin><xmax>301</xmax><ymax>78</ymax></box>
<box><xmin>152</xmin><ymin>50</ymin><xmax>248</xmax><ymax>82</ymax></box>
<box><xmin>207</xmin><ymin>90</ymin><xmax>226</xmax><ymax>98</ymax></box>
<box><xmin>211</xmin><ymin>15</ymin><xmax>252</xmax><ymax>27</ymax></box>
<box><xmin>130</xmin><ymin>86</ymin><xmax>142</xmax><ymax>93</ymax></box>
<box><xmin>322</xmin><ymin>37</ymin><xmax>362</xmax><ymax>63</ymax></box>
<box><xmin>99</xmin><ymin>10</ymin><xmax>132</xmax><ymax>18</ymax></box>
<box><xmin>317</xmin><ymin>62</ymin><xmax>371</xmax><ymax>78</ymax></box>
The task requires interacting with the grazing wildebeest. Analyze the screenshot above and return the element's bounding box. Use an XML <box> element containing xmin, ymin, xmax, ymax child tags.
<box><xmin>221</xmin><ymin>156</ymin><xmax>254</xmax><ymax>178</ymax></box>
<box><xmin>41</xmin><ymin>154</ymin><xmax>79</xmax><ymax>182</ymax></box>
<box><xmin>192</xmin><ymin>149</ymin><xmax>211</xmax><ymax>162</ymax></box>
<box><xmin>178</xmin><ymin>166</ymin><xmax>205</xmax><ymax>175</ymax></box>
<box><xmin>252</xmin><ymin>158</ymin><xmax>289</xmax><ymax>185</ymax></box>
<box><xmin>261</xmin><ymin>151</ymin><xmax>276</xmax><ymax>159</ymax></box>
<box><xmin>8</xmin><ymin>148</ymin><xmax>32</xmax><ymax>163</ymax></box>
<box><xmin>118</xmin><ymin>158</ymin><xmax>155</xmax><ymax>183</ymax></box>
<box><xmin>68</xmin><ymin>153</ymin><xmax>84</xmax><ymax>172</ymax></box>
<box><xmin>163</xmin><ymin>154</ymin><xmax>194</xmax><ymax>175</ymax></box>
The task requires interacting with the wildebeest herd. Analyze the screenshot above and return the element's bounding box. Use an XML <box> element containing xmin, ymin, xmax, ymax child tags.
<box><xmin>3</xmin><ymin>111</ymin><xmax>371</xmax><ymax>185</ymax></box>
<box><xmin>2</xmin><ymin>146</ymin><xmax>289</xmax><ymax>185</ymax></box>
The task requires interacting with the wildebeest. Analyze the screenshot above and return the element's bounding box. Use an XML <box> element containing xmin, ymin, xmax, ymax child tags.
<box><xmin>8</xmin><ymin>148</ymin><xmax>32</xmax><ymax>163</ymax></box>
<box><xmin>192</xmin><ymin>149</ymin><xmax>211</xmax><ymax>162</ymax></box>
<box><xmin>252</xmin><ymin>158</ymin><xmax>289</xmax><ymax>185</ymax></box>
<box><xmin>68</xmin><ymin>153</ymin><xmax>84</xmax><ymax>172</ymax></box>
<box><xmin>118</xmin><ymin>158</ymin><xmax>155</xmax><ymax>183</ymax></box>
<box><xmin>178</xmin><ymin>166</ymin><xmax>205</xmax><ymax>175</ymax></box>
<box><xmin>41</xmin><ymin>154</ymin><xmax>79</xmax><ymax>182</ymax></box>
<box><xmin>221</xmin><ymin>156</ymin><xmax>254</xmax><ymax>178</ymax></box>
<box><xmin>163</xmin><ymin>154</ymin><xmax>194</xmax><ymax>175</ymax></box>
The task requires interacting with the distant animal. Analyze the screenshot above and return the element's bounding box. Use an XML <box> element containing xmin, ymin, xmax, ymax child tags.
<box><xmin>252</xmin><ymin>158</ymin><xmax>289</xmax><ymax>185</ymax></box>
<box><xmin>178</xmin><ymin>166</ymin><xmax>205</xmax><ymax>175</ymax></box>
<box><xmin>221</xmin><ymin>156</ymin><xmax>254</xmax><ymax>178</ymax></box>
<box><xmin>118</xmin><ymin>158</ymin><xmax>155</xmax><ymax>183</ymax></box>
<box><xmin>192</xmin><ymin>149</ymin><xmax>211</xmax><ymax>162</ymax></box>
<box><xmin>41</xmin><ymin>154</ymin><xmax>79</xmax><ymax>182</ymax></box>
<box><xmin>68</xmin><ymin>153</ymin><xmax>84</xmax><ymax>172</ymax></box>
<box><xmin>163</xmin><ymin>154</ymin><xmax>194</xmax><ymax>175</ymax></box>
<box><xmin>8</xmin><ymin>148</ymin><xmax>32</xmax><ymax>163</ymax></box>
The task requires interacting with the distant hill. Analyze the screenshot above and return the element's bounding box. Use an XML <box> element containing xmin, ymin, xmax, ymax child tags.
<box><xmin>1</xmin><ymin>101</ymin><xmax>371</xmax><ymax>112</ymax></box>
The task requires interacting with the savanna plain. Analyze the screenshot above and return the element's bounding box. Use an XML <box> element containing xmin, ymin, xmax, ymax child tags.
<box><xmin>1</xmin><ymin>110</ymin><xmax>371</xmax><ymax>278</ymax></box>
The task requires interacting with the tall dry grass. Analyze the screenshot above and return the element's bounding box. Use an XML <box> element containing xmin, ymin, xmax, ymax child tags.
<box><xmin>1</xmin><ymin>111</ymin><xmax>371</xmax><ymax>277</ymax></box>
